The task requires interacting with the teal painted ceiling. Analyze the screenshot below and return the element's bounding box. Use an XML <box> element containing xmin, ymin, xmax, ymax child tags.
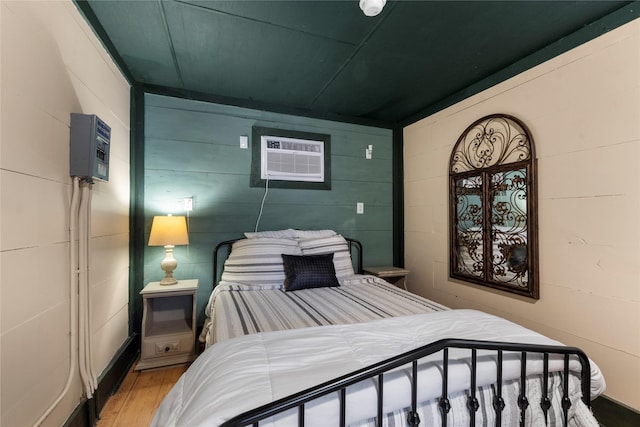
<box><xmin>82</xmin><ymin>0</ymin><xmax>635</xmax><ymax>125</ymax></box>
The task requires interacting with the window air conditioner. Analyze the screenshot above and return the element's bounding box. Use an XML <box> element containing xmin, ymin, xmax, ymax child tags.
<box><xmin>261</xmin><ymin>135</ymin><xmax>324</xmax><ymax>182</ymax></box>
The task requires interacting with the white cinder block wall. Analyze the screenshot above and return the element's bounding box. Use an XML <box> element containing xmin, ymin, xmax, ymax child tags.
<box><xmin>403</xmin><ymin>19</ymin><xmax>640</xmax><ymax>410</ymax></box>
<box><xmin>1</xmin><ymin>1</ymin><xmax>130</xmax><ymax>426</ymax></box>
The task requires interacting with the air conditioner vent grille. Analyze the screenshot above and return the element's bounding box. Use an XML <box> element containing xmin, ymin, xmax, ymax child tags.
<box><xmin>261</xmin><ymin>136</ymin><xmax>324</xmax><ymax>182</ymax></box>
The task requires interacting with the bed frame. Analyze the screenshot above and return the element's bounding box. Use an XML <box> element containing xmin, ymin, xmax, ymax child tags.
<box><xmin>212</xmin><ymin>236</ymin><xmax>364</xmax><ymax>285</ymax></box>
<box><xmin>211</xmin><ymin>237</ymin><xmax>593</xmax><ymax>427</ymax></box>
<box><xmin>220</xmin><ymin>339</ymin><xmax>591</xmax><ymax>427</ymax></box>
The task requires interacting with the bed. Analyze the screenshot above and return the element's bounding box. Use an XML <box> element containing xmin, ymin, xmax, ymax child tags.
<box><xmin>152</xmin><ymin>229</ymin><xmax>605</xmax><ymax>427</ymax></box>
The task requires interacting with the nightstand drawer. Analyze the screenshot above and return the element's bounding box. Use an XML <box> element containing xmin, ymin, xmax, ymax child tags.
<box><xmin>142</xmin><ymin>333</ymin><xmax>194</xmax><ymax>359</ymax></box>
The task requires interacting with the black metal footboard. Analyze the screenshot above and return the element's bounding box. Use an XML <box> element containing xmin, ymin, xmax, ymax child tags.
<box><xmin>220</xmin><ymin>339</ymin><xmax>591</xmax><ymax>427</ymax></box>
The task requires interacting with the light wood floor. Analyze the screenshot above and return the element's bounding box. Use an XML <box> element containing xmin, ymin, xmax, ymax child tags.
<box><xmin>96</xmin><ymin>362</ymin><xmax>190</xmax><ymax>427</ymax></box>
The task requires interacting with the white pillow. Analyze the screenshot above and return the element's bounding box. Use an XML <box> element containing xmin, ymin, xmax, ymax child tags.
<box><xmin>244</xmin><ymin>229</ymin><xmax>296</xmax><ymax>239</ymax></box>
<box><xmin>298</xmin><ymin>235</ymin><xmax>355</xmax><ymax>281</ymax></box>
<box><xmin>291</xmin><ymin>229</ymin><xmax>337</xmax><ymax>239</ymax></box>
<box><xmin>221</xmin><ymin>238</ymin><xmax>301</xmax><ymax>286</ymax></box>
<box><xmin>244</xmin><ymin>229</ymin><xmax>337</xmax><ymax>239</ymax></box>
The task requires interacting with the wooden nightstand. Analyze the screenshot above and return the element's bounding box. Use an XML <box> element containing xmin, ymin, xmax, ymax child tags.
<box><xmin>364</xmin><ymin>266</ymin><xmax>410</xmax><ymax>290</ymax></box>
<box><xmin>135</xmin><ymin>279</ymin><xmax>198</xmax><ymax>370</ymax></box>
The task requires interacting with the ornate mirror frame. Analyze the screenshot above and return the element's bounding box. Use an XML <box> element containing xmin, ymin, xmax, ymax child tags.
<box><xmin>449</xmin><ymin>114</ymin><xmax>539</xmax><ymax>299</ymax></box>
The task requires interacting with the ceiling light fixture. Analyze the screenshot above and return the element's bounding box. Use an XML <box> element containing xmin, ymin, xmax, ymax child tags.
<box><xmin>359</xmin><ymin>0</ymin><xmax>386</xmax><ymax>17</ymax></box>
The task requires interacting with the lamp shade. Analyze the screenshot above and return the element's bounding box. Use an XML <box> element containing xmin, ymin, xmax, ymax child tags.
<box><xmin>148</xmin><ymin>215</ymin><xmax>189</xmax><ymax>247</ymax></box>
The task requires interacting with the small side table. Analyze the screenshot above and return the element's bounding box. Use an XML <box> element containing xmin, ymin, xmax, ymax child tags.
<box><xmin>364</xmin><ymin>266</ymin><xmax>410</xmax><ymax>290</ymax></box>
<box><xmin>136</xmin><ymin>279</ymin><xmax>199</xmax><ymax>370</ymax></box>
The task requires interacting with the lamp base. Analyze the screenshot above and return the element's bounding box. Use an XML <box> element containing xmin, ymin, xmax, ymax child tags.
<box><xmin>159</xmin><ymin>245</ymin><xmax>179</xmax><ymax>285</ymax></box>
<box><xmin>159</xmin><ymin>276</ymin><xmax>178</xmax><ymax>286</ymax></box>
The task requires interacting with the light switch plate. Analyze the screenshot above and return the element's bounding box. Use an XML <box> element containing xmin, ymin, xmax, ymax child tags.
<box><xmin>357</xmin><ymin>202</ymin><xmax>364</xmax><ymax>214</ymax></box>
<box><xmin>184</xmin><ymin>197</ymin><xmax>193</xmax><ymax>211</ymax></box>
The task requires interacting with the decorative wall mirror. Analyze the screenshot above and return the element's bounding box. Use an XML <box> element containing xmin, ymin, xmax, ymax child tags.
<box><xmin>449</xmin><ymin>114</ymin><xmax>539</xmax><ymax>299</ymax></box>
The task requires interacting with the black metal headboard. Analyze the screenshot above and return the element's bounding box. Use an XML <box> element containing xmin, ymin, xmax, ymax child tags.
<box><xmin>212</xmin><ymin>237</ymin><xmax>364</xmax><ymax>286</ymax></box>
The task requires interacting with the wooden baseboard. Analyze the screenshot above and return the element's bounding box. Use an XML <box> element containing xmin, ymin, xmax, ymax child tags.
<box><xmin>63</xmin><ymin>333</ymin><xmax>139</xmax><ymax>427</ymax></box>
<box><xmin>592</xmin><ymin>395</ymin><xmax>640</xmax><ymax>427</ymax></box>
<box><xmin>95</xmin><ymin>333</ymin><xmax>139</xmax><ymax>416</ymax></box>
<box><xmin>62</xmin><ymin>400</ymin><xmax>92</xmax><ymax>427</ymax></box>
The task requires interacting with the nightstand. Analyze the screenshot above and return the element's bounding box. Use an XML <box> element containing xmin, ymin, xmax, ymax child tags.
<box><xmin>135</xmin><ymin>279</ymin><xmax>198</xmax><ymax>370</ymax></box>
<box><xmin>364</xmin><ymin>266</ymin><xmax>410</xmax><ymax>290</ymax></box>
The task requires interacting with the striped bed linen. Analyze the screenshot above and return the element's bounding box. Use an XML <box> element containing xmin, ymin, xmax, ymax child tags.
<box><xmin>204</xmin><ymin>275</ymin><xmax>448</xmax><ymax>346</ymax></box>
<box><xmin>351</xmin><ymin>372</ymin><xmax>597</xmax><ymax>427</ymax></box>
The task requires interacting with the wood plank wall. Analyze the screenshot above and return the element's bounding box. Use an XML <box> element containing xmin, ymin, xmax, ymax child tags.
<box><xmin>143</xmin><ymin>94</ymin><xmax>394</xmax><ymax>321</ymax></box>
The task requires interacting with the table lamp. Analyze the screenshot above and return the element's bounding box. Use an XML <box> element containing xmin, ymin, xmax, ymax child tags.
<box><xmin>148</xmin><ymin>215</ymin><xmax>189</xmax><ymax>285</ymax></box>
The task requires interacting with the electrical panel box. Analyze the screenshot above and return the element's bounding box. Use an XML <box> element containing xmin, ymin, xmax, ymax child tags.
<box><xmin>70</xmin><ymin>113</ymin><xmax>110</xmax><ymax>182</ymax></box>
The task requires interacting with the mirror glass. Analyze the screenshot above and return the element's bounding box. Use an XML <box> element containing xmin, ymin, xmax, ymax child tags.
<box><xmin>454</xmin><ymin>175</ymin><xmax>484</xmax><ymax>279</ymax></box>
<box><xmin>489</xmin><ymin>168</ymin><xmax>528</xmax><ymax>287</ymax></box>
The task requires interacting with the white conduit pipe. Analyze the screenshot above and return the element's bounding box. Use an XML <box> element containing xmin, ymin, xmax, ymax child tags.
<box><xmin>85</xmin><ymin>183</ymin><xmax>98</xmax><ymax>390</ymax></box>
<box><xmin>78</xmin><ymin>182</ymin><xmax>93</xmax><ymax>397</ymax></box>
<box><xmin>33</xmin><ymin>177</ymin><xmax>81</xmax><ymax>427</ymax></box>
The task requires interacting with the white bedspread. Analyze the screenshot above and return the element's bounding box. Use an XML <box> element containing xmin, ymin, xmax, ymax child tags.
<box><xmin>153</xmin><ymin>310</ymin><xmax>605</xmax><ymax>427</ymax></box>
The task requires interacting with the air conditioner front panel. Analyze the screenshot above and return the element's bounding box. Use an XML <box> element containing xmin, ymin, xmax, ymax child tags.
<box><xmin>261</xmin><ymin>136</ymin><xmax>325</xmax><ymax>182</ymax></box>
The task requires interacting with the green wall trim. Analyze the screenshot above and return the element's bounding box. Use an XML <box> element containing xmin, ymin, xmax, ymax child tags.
<box><xmin>392</xmin><ymin>126</ymin><xmax>404</xmax><ymax>267</ymax></box>
<box><xmin>130</xmin><ymin>86</ymin><xmax>146</xmax><ymax>335</ymax></box>
<box><xmin>72</xmin><ymin>0</ymin><xmax>135</xmax><ymax>84</ymax></box>
<box><xmin>140</xmin><ymin>83</ymin><xmax>395</xmax><ymax>130</ymax></box>
<box><xmin>400</xmin><ymin>2</ymin><xmax>640</xmax><ymax>127</ymax></box>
